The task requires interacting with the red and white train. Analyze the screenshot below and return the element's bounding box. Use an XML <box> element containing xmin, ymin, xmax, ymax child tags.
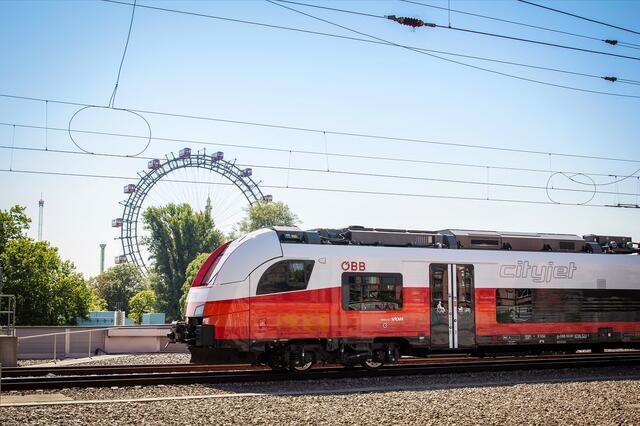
<box><xmin>169</xmin><ymin>226</ymin><xmax>640</xmax><ymax>371</ymax></box>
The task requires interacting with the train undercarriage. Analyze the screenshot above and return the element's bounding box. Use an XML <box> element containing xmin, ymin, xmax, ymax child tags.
<box><xmin>169</xmin><ymin>321</ymin><xmax>640</xmax><ymax>372</ymax></box>
<box><xmin>169</xmin><ymin>322</ymin><xmax>403</xmax><ymax>371</ymax></box>
<box><xmin>257</xmin><ymin>339</ymin><xmax>402</xmax><ymax>372</ymax></box>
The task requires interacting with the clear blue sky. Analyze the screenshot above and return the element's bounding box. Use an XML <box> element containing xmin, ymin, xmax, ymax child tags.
<box><xmin>1</xmin><ymin>0</ymin><xmax>639</xmax><ymax>277</ymax></box>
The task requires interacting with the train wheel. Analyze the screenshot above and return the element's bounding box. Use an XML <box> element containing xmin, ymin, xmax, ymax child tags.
<box><xmin>361</xmin><ymin>359</ymin><xmax>384</xmax><ymax>370</ymax></box>
<box><xmin>290</xmin><ymin>360</ymin><xmax>313</xmax><ymax>373</ymax></box>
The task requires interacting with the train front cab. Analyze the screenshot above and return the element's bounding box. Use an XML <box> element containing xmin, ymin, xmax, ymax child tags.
<box><xmin>177</xmin><ymin>229</ymin><xmax>284</xmax><ymax>363</ymax></box>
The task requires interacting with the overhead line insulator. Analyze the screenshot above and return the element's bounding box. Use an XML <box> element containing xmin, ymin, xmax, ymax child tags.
<box><xmin>385</xmin><ymin>15</ymin><xmax>436</xmax><ymax>28</ymax></box>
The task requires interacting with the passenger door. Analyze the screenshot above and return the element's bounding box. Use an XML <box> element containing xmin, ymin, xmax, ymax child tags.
<box><xmin>429</xmin><ymin>264</ymin><xmax>476</xmax><ymax>349</ymax></box>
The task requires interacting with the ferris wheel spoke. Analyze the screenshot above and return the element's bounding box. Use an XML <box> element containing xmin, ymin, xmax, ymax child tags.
<box><xmin>216</xmin><ymin>187</ymin><xmax>246</xmax><ymax>225</ymax></box>
<box><xmin>215</xmin><ymin>208</ymin><xmax>246</xmax><ymax>231</ymax></box>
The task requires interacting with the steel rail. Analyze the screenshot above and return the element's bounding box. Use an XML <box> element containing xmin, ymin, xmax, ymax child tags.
<box><xmin>1</xmin><ymin>352</ymin><xmax>601</xmax><ymax>378</ymax></box>
<box><xmin>0</xmin><ymin>363</ymin><xmax>265</xmax><ymax>378</ymax></box>
<box><xmin>3</xmin><ymin>353</ymin><xmax>640</xmax><ymax>391</ymax></box>
<box><xmin>0</xmin><ymin>356</ymin><xmax>473</xmax><ymax>378</ymax></box>
<box><xmin>0</xmin><ymin>356</ymin><xmax>472</xmax><ymax>378</ymax></box>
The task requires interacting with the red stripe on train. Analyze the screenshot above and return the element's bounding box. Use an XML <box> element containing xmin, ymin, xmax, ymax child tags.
<box><xmin>185</xmin><ymin>286</ymin><xmax>640</xmax><ymax>341</ymax></box>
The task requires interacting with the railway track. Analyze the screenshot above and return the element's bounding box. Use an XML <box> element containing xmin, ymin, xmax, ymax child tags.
<box><xmin>0</xmin><ymin>363</ymin><xmax>264</xmax><ymax>378</ymax></box>
<box><xmin>0</xmin><ymin>355</ymin><xmax>471</xmax><ymax>378</ymax></box>
<box><xmin>3</xmin><ymin>352</ymin><xmax>640</xmax><ymax>391</ymax></box>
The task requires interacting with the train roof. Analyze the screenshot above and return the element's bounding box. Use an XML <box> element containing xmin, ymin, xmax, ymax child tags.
<box><xmin>271</xmin><ymin>226</ymin><xmax>639</xmax><ymax>255</ymax></box>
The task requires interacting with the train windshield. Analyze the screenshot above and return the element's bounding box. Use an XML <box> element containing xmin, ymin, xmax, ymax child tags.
<box><xmin>204</xmin><ymin>235</ymin><xmax>248</xmax><ymax>285</ymax></box>
<box><xmin>207</xmin><ymin>229</ymin><xmax>283</xmax><ymax>286</ymax></box>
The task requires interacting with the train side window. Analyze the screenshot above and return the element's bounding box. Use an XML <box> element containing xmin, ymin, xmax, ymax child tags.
<box><xmin>496</xmin><ymin>289</ymin><xmax>640</xmax><ymax>323</ymax></box>
<box><xmin>496</xmin><ymin>288</ymin><xmax>533</xmax><ymax>323</ymax></box>
<box><xmin>257</xmin><ymin>260</ymin><xmax>315</xmax><ymax>295</ymax></box>
<box><xmin>341</xmin><ymin>273</ymin><xmax>403</xmax><ymax>311</ymax></box>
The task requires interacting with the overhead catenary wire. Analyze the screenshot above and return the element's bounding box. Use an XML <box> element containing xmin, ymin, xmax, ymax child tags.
<box><xmin>2</xmin><ymin>93</ymin><xmax>640</xmax><ymax>164</ymax></box>
<box><xmin>2</xmin><ymin>142</ymin><xmax>638</xmax><ymax>198</ymax></box>
<box><xmin>97</xmin><ymin>0</ymin><xmax>640</xmax><ymax>85</ymax></box>
<box><xmin>267</xmin><ymin>1</ymin><xmax>640</xmax><ymax>100</ymax></box>
<box><xmin>1</xmin><ymin>121</ymin><xmax>638</xmax><ymax>179</ymax></box>
<box><xmin>273</xmin><ymin>0</ymin><xmax>640</xmax><ymax>62</ymax></box>
<box><xmin>44</xmin><ymin>100</ymin><xmax>48</xmax><ymax>150</ymax></box>
<box><xmin>444</xmin><ymin>25</ymin><xmax>640</xmax><ymax>61</ymax></box>
<box><xmin>108</xmin><ymin>0</ymin><xmax>137</xmax><ymax>108</ymax></box>
<box><xmin>517</xmin><ymin>0</ymin><xmax>640</xmax><ymax>37</ymax></box>
<box><xmin>96</xmin><ymin>0</ymin><xmax>640</xmax><ymax>96</ymax></box>
<box><xmin>1</xmin><ymin>167</ymin><xmax>637</xmax><ymax>209</ymax></box>
<box><xmin>9</xmin><ymin>125</ymin><xmax>16</xmax><ymax>170</ymax></box>
<box><xmin>401</xmin><ymin>0</ymin><xmax>640</xmax><ymax>49</ymax></box>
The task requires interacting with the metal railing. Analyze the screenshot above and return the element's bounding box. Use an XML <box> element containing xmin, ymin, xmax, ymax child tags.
<box><xmin>0</xmin><ymin>294</ymin><xmax>16</xmax><ymax>336</ymax></box>
<box><xmin>18</xmin><ymin>327</ymin><xmax>122</xmax><ymax>363</ymax></box>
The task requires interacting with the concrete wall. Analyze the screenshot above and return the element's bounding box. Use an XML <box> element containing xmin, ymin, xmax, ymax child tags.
<box><xmin>0</xmin><ymin>335</ymin><xmax>18</xmax><ymax>367</ymax></box>
<box><xmin>16</xmin><ymin>326</ymin><xmax>188</xmax><ymax>359</ymax></box>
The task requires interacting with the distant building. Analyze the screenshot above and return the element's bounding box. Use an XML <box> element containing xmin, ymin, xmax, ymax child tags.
<box><xmin>76</xmin><ymin>311</ymin><xmax>135</xmax><ymax>327</ymax></box>
<box><xmin>142</xmin><ymin>313</ymin><xmax>166</xmax><ymax>325</ymax></box>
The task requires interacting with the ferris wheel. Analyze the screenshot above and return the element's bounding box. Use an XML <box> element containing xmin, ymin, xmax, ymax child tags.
<box><xmin>111</xmin><ymin>148</ymin><xmax>268</xmax><ymax>273</ymax></box>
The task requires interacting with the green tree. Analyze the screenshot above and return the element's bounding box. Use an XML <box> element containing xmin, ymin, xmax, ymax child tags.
<box><xmin>0</xmin><ymin>205</ymin><xmax>31</xmax><ymax>254</ymax></box>
<box><xmin>90</xmin><ymin>263</ymin><xmax>145</xmax><ymax>313</ymax></box>
<box><xmin>0</xmin><ymin>205</ymin><xmax>92</xmax><ymax>325</ymax></box>
<box><xmin>143</xmin><ymin>200</ymin><xmax>224</xmax><ymax>320</ymax></box>
<box><xmin>88</xmin><ymin>286</ymin><xmax>108</xmax><ymax>311</ymax></box>
<box><xmin>236</xmin><ymin>200</ymin><xmax>298</xmax><ymax>235</ymax></box>
<box><xmin>128</xmin><ymin>289</ymin><xmax>157</xmax><ymax>324</ymax></box>
<box><xmin>179</xmin><ymin>252</ymin><xmax>210</xmax><ymax>316</ymax></box>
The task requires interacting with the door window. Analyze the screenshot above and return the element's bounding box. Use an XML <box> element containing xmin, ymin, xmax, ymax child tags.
<box><xmin>430</xmin><ymin>264</ymin><xmax>449</xmax><ymax>319</ymax></box>
<box><xmin>456</xmin><ymin>265</ymin><xmax>474</xmax><ymax>313</ymax></box>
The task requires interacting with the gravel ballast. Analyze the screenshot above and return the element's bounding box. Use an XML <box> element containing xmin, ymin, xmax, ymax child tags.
<box><xmin>2</xmin><ymin>367</ymin><xmax>640</xmax><ymax>425</ymax></box>
<box><xmin>17</xmin><ymin>353</ymin><xmax>191</xmax><ymax>367</ymax></box>
<box><xmin>67</xmin><ymin>353</ymin><xmax>191</xmax><ymax>366</ymax></box>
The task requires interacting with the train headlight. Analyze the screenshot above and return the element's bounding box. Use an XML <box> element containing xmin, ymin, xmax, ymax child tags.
<box><xmin>193</xmin><ymin>304</ymin><xmax>205</xmax><ymax>317</ymax></box>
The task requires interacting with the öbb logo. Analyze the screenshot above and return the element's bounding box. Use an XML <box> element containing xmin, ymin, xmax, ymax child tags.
<box><xmin>341</xmin><ymin>261</ymin><xmax>366</xmax><ymax>271</ymax></box>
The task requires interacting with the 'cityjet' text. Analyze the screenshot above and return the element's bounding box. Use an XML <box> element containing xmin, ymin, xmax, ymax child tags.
<box><xmin>499</xmin><ymin>261</ymin><xmax>577</xmax><ymax>283</ymax></box>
